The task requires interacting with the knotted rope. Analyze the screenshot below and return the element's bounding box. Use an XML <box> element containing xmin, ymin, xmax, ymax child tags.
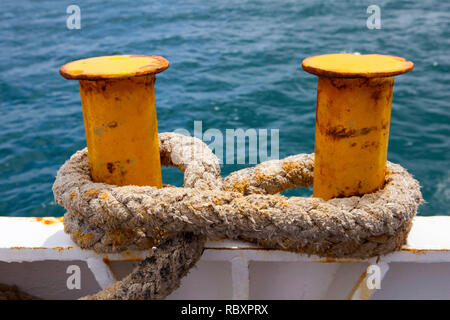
<box><xmin>53</xmin><ymin>132</ymin><xmax>422</xmax><ymax>299</ymax></box>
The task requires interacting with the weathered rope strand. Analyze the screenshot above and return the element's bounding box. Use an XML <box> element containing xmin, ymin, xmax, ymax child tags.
<box><xmin>53</xmin><ymin>132</ymin><xmax>422</xmax><ymax>299</ymax></box>
<box><xmin>82</xmin><ymin>233</ymin><xmax>205</xmax><ymax>300</ymax></box>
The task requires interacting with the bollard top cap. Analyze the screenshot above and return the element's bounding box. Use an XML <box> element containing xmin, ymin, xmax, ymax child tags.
<box><xmin>60</xmin><ymin>55</ymin><xmax>170</xmax><ymax>80</ymax></box>
<box><xmin>302</xmin><ymin>53</ymin><xmax>413</xmax><ymax>78</ymax></box>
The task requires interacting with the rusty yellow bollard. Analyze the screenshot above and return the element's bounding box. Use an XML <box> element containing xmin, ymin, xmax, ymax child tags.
<box><xmin>302</xmin><ymin>53</ymin><xmax>413</xmax><ymax>200</ymax></box>
<box><xmin>60</xmin><ymin>55</ymin><xmax>169</xmax><ymax>187</ymax></box>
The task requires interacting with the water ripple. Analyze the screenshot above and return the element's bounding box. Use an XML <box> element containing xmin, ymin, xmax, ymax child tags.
<box><xmin>0</xmin><ymin>0</ymin><xmax>448</xmax><ymax>216</ymax></box>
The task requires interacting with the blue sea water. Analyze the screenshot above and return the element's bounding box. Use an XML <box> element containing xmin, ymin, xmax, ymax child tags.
<box><xmin>0</xmin><ymin>0</ymin><xmax>449</xmax><ymax>217</ymax></box>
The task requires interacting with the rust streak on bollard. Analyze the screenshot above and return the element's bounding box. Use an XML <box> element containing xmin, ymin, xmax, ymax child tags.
<box><xmin>60</xmin><ymin>55</ymin><xmax>169</xmax><ymax>187</ymax></box>
<box><xmin>302</xmin><ymin>53</ymin><xmax>413</xmax><ymax>200</ymax></box>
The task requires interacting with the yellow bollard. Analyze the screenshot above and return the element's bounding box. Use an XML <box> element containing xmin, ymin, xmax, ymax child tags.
<box><xmin>60</xmin><ymin>55</ymin><xmax>170</xmax><ymax>187</ymax></box>
<box><xmin>302</xmin><ymin>53</ymin><xmax>413</xmax><ymax>200</ymax></box>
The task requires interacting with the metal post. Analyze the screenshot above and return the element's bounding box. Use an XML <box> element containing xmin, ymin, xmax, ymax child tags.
<box><xmin>60</xmin><ymin>55</ymin><xmax>169</xmax><ymax>187</ymax></box>
<box><xmin>302</xmin><ymin>53</ymin><xmax>413</xmax><ymax>200</ymax></box>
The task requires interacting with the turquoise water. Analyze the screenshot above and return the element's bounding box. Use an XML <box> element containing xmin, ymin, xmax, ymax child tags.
<box><xmin>0</xmin><ymin>0</ymin><xmax>448</xmax><ymax>217</ymax></box>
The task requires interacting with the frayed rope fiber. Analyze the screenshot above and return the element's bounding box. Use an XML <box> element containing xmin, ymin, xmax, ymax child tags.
<box><xmin>53</xmin><ymin>132</ymin><xmax>422</xmax><ymax>299</ymax></box>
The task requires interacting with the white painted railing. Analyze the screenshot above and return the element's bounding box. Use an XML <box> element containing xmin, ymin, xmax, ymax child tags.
<box><xmin>0</xmin><ymin>216</ymin><xmax>449</xmax><ymax>299</ymax></box>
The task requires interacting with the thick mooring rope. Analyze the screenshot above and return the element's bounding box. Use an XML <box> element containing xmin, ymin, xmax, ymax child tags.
<box><xmin>53</xmin><ymin>132</ymin><xmax>422</xmax><ymax>299</ymax></box>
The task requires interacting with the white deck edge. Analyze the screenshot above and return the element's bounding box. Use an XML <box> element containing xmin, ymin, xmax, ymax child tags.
<box><xmin>0</xmin><ymin>215</ymin><xmax>449</xmax><ymax>299</ymax></box>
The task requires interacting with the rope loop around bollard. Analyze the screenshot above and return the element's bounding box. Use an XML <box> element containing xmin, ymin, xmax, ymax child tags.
<box><xmin>53</xmin><ymin>132</ymin><xmax>422</xmax><ymax>299</ymax></box>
